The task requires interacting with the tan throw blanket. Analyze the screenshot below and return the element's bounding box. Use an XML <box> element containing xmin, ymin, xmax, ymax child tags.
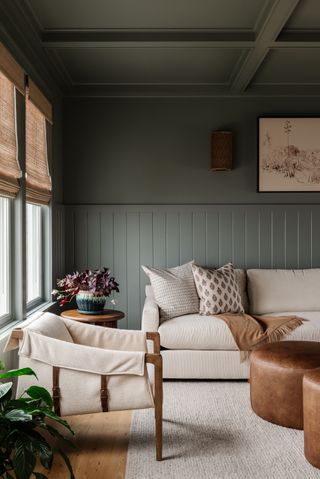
<box><xmin>217</xmin><ymin>313</ymin><xmax>304</xmax><ymax>361</ymax></box>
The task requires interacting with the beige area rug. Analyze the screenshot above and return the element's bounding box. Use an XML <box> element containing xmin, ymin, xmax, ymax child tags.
<box><xmin>125</xmin><ymin>381</ymin><xmax>320</xmax><ymax>479</ymax></box>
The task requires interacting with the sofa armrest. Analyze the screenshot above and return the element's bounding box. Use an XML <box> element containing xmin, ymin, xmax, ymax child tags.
<box><xmin>141</xmin><ymin>296</ymin><xmax>160</xmax><ymax>332</ymax></box>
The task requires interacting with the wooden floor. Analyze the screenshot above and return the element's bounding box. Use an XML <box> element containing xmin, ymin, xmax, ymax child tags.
<box><xmin>40</xmin><ymin>410</ymin><xmax>132</xmax><ymax>479</ymax></box>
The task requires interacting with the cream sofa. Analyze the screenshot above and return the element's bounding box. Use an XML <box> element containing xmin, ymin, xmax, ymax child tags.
<box><xmin>141</xmin><ymin>268</ymin><xmax>320</xmax><ymax>379</ymax></box>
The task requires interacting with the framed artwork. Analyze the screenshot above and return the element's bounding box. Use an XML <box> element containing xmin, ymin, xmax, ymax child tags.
<box><xmin>258</xmin><ymin>117</ymin><xmax>320</xmax><ymax>192</ymax></box>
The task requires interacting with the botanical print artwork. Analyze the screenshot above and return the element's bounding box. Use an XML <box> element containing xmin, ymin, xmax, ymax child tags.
<box><xmin>259</xmin><ymin>117</ymin><xmax>320</xmax><ymax>191</ymax></box>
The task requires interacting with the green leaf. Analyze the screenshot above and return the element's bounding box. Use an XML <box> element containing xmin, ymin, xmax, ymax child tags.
<box><xmin>25</xmin><ymin>386</ymin><xmax>53</xmax><ymax>409</ymax></box>
<box><xmin>9</xmin><ymin>398</ymin><xmax>42</xmax><ymax>410</ymax></box>
<box><xmin>0</xmin><ymin>382</ymin><xmax>13</xmax><ymax>399</ymax></box>
<box><xmin>30</xmin><ymin>409</ymin><xmax>75</xmax><ymax>435</ymax></box>
<box><xmin>33</xmin><ymin>473</ymin><xmax>48</xmax><ymax>479</ymax></box>
<box><xmin>13</xmin><ymin>438</ymin><xmax>36</xmax><ymax>479</ymax></box>
<box><xmin>0</xmin><ymin>368</ymin><xmax>37</xmax><ymax>380</ymax></box>
<box><xmin>44</xmin><ymin>424</ymin><xmax>76</xmax><ymax>450</ymax></box>
<box><xmin>38</xmin><ymin>442</ymin><xmax>53</xmax><ymax>470</ymax></box>
<box><xmin>0</xmin><ymin>360</ymin><xmax>5</xmax><ymax>370</ymax></box>
<box><xmin>57</xmin><ymin>448</ymin><xmax>75</xmax><ymax>479</ymax></box>
<box><xmin>5</xmin><ymin>409</ymin><xmax>33</xmax><ymax>422</ymax></box>
<box><xmin>4</xmin><ymin>472</ymin><xmax>15</xmax><ymax>479</ymax></box>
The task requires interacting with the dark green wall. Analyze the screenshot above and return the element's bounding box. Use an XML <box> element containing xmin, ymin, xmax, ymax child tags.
<box><xmin>63</xmin><ymin>97</ymin><xmax>320</xmax><ymax>205</ymax></box>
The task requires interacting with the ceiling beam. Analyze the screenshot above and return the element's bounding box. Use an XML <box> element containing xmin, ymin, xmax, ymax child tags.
<box><xmin>42</xmin><ymin>30</ymin><xmax>255</xmax><ymax>49</ymax></box>
<box><xmin>66</xmin><ymin>83</ymin><xmax>320</xmax><ymax>98</ymax></box>
<box><xmin>278</xmin><ymin>29</ymin><xmax>320</xmax><ymax>42</ymax></box>
<box><xmin>231</xmin><ymin>0</ymin><xmax>300</xmax><ymax>92</ymax></box>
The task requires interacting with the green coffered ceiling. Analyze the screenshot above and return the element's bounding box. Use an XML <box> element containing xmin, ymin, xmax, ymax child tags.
<box><xmin>1</xmin><ymin>0</ymin><xmax>320</xmax><ymax>96</ymax></box>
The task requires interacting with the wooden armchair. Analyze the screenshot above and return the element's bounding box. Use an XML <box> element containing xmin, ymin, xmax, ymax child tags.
<box><xmin>6</xmin><ymin>313</ymin><xmax>163</xmax><ymax>460</ymax></box>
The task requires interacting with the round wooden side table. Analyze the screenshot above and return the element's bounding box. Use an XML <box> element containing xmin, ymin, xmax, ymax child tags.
<box><xmin>61</xmin><ymin>309</ymin><xmax>125</xmax><ymax>328</ymax></box>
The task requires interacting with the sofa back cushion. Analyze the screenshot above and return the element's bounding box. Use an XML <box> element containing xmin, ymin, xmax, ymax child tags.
<box><xmin>247</xmin><ymin>268</ymin><xmax>320</xmax><ymax>314</ymax></box>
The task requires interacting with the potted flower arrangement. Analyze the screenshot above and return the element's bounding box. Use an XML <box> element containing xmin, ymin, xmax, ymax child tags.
<box><xmin>53</xmin><ymin>267</ymin><xmax>119</xmax><ymax>314</ymax></box>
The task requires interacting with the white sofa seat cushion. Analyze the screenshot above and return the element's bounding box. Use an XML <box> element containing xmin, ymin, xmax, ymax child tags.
<box><xmin>158</xmin><ymin>311</ymin><xmax>320</xmax><ymax>350</ymax></box>
<box><xmin>247</xmin><ymin>268</ymin><xmax>320</xmax><ymax>315</ymax></box>
<box><xmin>159</xmin><ymin>314</ymin><xmax>238</xmax><ymax>350</ymax></box>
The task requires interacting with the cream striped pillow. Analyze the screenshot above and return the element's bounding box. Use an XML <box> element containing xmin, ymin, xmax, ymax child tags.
<box><xmin>142</xmin><ymin>261</ymin><xmax>199</xmax><ymax>321</ymax></box>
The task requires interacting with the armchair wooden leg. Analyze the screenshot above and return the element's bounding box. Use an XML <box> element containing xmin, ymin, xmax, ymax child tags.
<box><xmin>155</xmin><ymin>393</ymin><xmax>163</xmax><ymax>461</ymax></box>
<box><xmin>154</xmin><ymin>354</ymin><xmax>163</xmax><ymax>461</ymax></box>
<box><xmin>145</xmin><ymin>336</ymin><xmax>163</xmax><ymax>461</ymax></box>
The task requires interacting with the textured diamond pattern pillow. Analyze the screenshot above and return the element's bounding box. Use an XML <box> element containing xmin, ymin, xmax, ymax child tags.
<box><xmin>142</xmin><ymin>262</ymin><xmax>199</xmax><ymax>321</ymax></box>
<box><xmin>192</xmin><ymin>263</ymin><xmax>244</xmax><ymax>315</ymax></box>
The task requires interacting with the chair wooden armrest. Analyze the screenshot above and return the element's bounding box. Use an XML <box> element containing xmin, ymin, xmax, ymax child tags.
<box><xmin>146</xmin><ymin>331</ymin><xmax>160</xmax><ymax>354</ymax></box>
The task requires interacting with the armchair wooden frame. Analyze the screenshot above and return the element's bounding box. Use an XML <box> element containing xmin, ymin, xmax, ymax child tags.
<box><xmin>12</xmin><ymin>329</ymin><xmax>163</xmax><ymax>461</ymax></box>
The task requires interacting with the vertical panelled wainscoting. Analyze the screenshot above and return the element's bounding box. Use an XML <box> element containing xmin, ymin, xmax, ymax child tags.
<box><xmin>52</xmin><ymin>203</ymin><xmax>65</xmax><ymax>282</ymax></box>
<box><xmin>64</xmin><ymin>205</ymin><xmax>320</xmax><ymax>330</ymax></box>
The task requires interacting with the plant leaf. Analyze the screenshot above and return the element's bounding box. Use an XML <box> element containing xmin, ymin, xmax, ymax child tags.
<box><xmin>13</xmin><ymin>438</ymin><xmax>36</xmax><ymax>479</ymax></box>
<box><xmin>38</xmin><ymin>442</ymin><xmax>53</xmax><ymax>470</ymax></box>
<box><xmin>0</xmin><ymin>368</ymin><xmax>37</xmax><ymax>380</ymax></box>
<box><xmin>0</xmin><ymin>382</ymin><xmax>12</xmax><ymax>399</ymax></box>
<box><xmin>30</xmin><ymin>409</ymin><xmax>75</xmax><ymax>435</ymax></box>
<box><xmin>25</xmin><ymin>386</ymin><xmax>53</xmax><ymax>409</ymax></box>
<box><xmin>4</xmin><ymin>472</ymin><xmax>15</xmax><ymax>479</ymax></box>
<box><xmin>57</xmin><ymin>448</ymin><xmax>75</xmax><ymax>479</ymax></box>
<box><xmin>9</xmin><ymin>398</ymin><xmax>42</xmax><ymax>410</ymax></box>
<box><xmin>43</xmin><ymin>424</ymin><xmax>76</xmax><ymax>449</ymax></box>
<box><xmin>5</xmin><ymin>409</ymin><xmax>33</xmax><ymax>422</ymax></box>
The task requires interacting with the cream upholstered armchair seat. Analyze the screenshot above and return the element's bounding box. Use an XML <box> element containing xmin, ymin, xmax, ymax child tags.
<box><xmin>5</xmin><ymin>313</ymin><xmax>163</xmax><ymax>460</ymax></box>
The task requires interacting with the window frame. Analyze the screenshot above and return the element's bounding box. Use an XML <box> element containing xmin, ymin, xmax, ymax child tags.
<box><xmin>0</xmin><ymin>196</ymin><xmax>12</xmax><ymax>327</ymax></box>
<box><xmin>26</xmin><ymin>202</ymin><xmax>42</xmax><ymax>310</ymax></box>
<box><xmin>26</xmin><ymin>203</ymin><xmax>51</xmax><ymax>313</ymax></box>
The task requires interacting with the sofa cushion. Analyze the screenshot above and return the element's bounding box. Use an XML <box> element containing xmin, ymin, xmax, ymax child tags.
<box><xmin>141</xmin><ymin>261</ymin><xmax>199</xmax><ymax>321</ymax></box>
<box><xmin>192</xmin><ymin>263</ymin><xmax>244</xmax><ymax>315</ymax></box>
<box><xmin>158</xmin><ymin>311</ymin><xmax>320</xmax><ymax>350</ymax></box>
<box><xmin>247</xmin><ymin>269</ymin><xmax>320</xmax><ymax>315</ymax></box>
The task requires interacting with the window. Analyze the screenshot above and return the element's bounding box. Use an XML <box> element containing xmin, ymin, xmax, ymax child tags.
<box><xmin>26</xmin><ymin>203</ymin><xmax>42</xmax><ymax>306</ymax></box>
<box><xmin>0</xmin><ymin>44</ymin><xmax>53</xmax><ymax>327</ymax></box>
<box><xmin>0</xmin><ymin>197</ymin><xmax>10</xmax><ymax>324</ymax></box>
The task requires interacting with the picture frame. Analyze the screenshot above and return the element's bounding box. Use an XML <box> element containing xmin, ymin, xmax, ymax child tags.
<box><xmin>258</xmin><ymin>117</ymin><xmax>320</xmax><ymax>192</ymax></box>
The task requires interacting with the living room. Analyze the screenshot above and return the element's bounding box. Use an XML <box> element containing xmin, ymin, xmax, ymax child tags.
<box><xmin>1</xmin><ymin>0</ymin><xmax>320</xmax><ymax>478</ymax></box>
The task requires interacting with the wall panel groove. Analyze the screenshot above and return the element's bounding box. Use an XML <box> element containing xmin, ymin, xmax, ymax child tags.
<box><xmin>63</xmin><ymin>204</ymin><xmax>320</xmax><ymax>329</ymax></box>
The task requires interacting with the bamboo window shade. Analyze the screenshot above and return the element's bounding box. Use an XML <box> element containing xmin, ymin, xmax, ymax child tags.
<box><xmin>26</xmin><ymin>82</ymin><xmax>52</xmax><ymax>205</ymax></box>
<box><xmin>0</xmin><ymin>70</ymin><xmax>22</xmax><ymax>198</ymax></box>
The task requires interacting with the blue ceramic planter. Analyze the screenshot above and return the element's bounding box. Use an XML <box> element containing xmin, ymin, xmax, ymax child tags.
<box><xmin>76</xmin><ymin>291</ymin><xmax>106</xmax><ymax>314</ymax></box>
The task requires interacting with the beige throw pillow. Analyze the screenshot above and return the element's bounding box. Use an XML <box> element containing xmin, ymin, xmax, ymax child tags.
<box><xmin>142</xmin><ymin>261</ymin><xmax>199</xmax><ymax>321</ymax></box>
<box><xmin>192</xmin><ymin>263</ymin><xmax>244</xmax><ymax>315</ymax></box>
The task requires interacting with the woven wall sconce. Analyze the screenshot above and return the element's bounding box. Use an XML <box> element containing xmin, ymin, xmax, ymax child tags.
<box><xmin>211</xmin><ymin>131</ymin><xmax>233</xmax><ymax>171</ymax></box>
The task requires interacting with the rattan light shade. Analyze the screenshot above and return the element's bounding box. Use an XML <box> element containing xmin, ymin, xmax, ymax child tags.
<box><xmin>211</xmin><ymin>131</ymin><xmax>233</xmax><ymax>171</ymax></box>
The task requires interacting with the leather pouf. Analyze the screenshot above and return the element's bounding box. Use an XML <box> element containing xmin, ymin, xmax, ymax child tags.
<box><xmin>303</xmin><ymin>368</ymin><xmax>320</xmax><ymax>469</ymax></box>
<box><xmin>250</xmin><ymin>341</ymin><xmax>320</xmax><ymax>429</ymax></box>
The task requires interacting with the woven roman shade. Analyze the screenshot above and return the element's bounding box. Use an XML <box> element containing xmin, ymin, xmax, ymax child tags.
<box><xmin>0</xmin><ymin>43</ymin><xmax>25</xmax><ymax>93</ymax></box>
<box><xmin>0</xmin><ymin>70</ymin><xmax>22</xmax><ymax>198</ymax></box>
<box><xmin>26</xmin><ymin>87</ymin><xmax>52</xmax><ymax>205</ymax></box>
<box><xmin>28</xmin><ymin>79</ymin><xmax>53</xmax><ymax>124</ymax></box>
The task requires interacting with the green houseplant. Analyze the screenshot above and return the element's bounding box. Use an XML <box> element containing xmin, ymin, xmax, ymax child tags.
<box><xmin>0</xmin><ymin>361</ymin><xmax>75</xmax><ymax>479</ymax></box>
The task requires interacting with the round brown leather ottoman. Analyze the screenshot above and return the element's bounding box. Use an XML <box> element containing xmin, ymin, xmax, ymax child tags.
<box><xmin>303</xmin><ymin>368</ymin><xmax>320</xmax><ymax>469</ymax></box>
<box><xmin>250</xmin><ymin>341</ymin><xmax>320</xmax><ymax>429</ymax></box>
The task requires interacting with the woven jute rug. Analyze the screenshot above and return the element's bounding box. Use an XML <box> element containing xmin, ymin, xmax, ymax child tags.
<box><xmin>125</xmin><ymin>381</ymin><xmax>320</xmax><ymax>479</ymax></box>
